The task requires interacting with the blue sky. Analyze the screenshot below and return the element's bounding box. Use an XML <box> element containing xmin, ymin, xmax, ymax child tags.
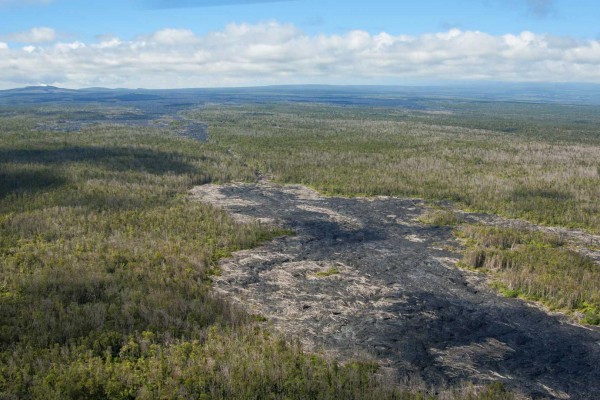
<box><xmin>0</xmin><ymin>0</ymin><xmax>599</xmax><ymax>88</ymax></box>
<box><xmin>2</xmin><ymin>0</ymin><xmax>599</xmax><ymax>41</ymax></box>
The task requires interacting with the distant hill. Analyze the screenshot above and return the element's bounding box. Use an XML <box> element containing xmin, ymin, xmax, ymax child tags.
<box><xmin>2</xmin><ymin>83</ymin><xmax>600</xmax><ymax>108</ymax></box>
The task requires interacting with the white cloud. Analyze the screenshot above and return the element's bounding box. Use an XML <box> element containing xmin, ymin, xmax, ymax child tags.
<box><xmin>1</xmin><ymin>22</ymin><xmax>600</xmax><ymax>89</ymax></box>
<box><xmin>8</xmin><ymin>27</ymin><xmax>56</xmax><ymax>43</ymax></box>
<box><xmin>151</xmin><ymin>28</ymin><xmax>197</xmax><ymax>44</ymax></box>
<box><xmin>58</xmin><ymin>41</ymin><xmax>85</xmax><ymax>50</ymax></box>
<box><xmin>97</xmin><ymin>37</ymin><xmax>122</xmax><ymax>49</ymax></box>
<box><xmin>0</xmin><ymin>42</ymin><xmax>8</xmax><ymax>50</ymax></box>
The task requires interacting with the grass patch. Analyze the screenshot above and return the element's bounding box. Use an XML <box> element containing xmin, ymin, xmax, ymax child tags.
<box><xmin>418</xmin><ymin>208</ymin><xmax>464</xmax><ymax>226</ymax></box>
<box><xmin>455</xmin><ymin>225</ymin><xmax>600</xmax><ymax>325</ymax></box>
<box><xmin>316</xmin><ymin>267</ymin><xmax>340</xmax><ymax>277</ymax></box>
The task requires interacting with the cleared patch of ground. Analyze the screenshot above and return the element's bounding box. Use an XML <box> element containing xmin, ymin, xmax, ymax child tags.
<box><xmin>190</xmin><ymin>181</ymin><xmax>600</xmax><ymax>400</ymax></box>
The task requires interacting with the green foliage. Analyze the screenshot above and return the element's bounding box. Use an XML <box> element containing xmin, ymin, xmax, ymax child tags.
<box><xmin>2</xmin><ymin>326</ymin><xmax>411</xmax><ymax>400</ymax></box>
<box><xmin>193</xmin><ymin>103</ymin><xmax>600</xmax><ymax>233</ymax></box>
<box><xmin>198</xmin><ymin>102</ymin><xmax>600</xmax><ymax>332</ymax></box>
<box><xmin>0</xmin><ymin>113</ymin><xmax>515</xmax><ymax>399</ymax></box>
<box><xmin>456</xmin><ymin>225</ymin><xmax>600</xmax><ymax>324</ymax></box>
<box><xmin>316</xmin><ymin>267</ymin><xmax>340</xmax><ymax>277</ymax></box>
<box><xmin>418</xmin><ymin>208</ymin><xmax>464</xmax><ymax>227</ymax></box>
<box><xmin>456</xmin><ymin>225</ymin><xmax>564</xmax><ymax>250</ymax></box>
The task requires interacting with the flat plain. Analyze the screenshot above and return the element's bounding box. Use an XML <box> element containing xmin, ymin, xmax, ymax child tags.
<box><xmin>1</xmin><ymin>85</ymin><xmax>599</xmax><ymax>399</ymax></box>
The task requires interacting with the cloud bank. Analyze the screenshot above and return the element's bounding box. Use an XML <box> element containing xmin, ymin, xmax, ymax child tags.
<box><xmin>7</xmin><ymin>27</ymin><xmax>56</xmax><ymax>43</ymax></box>
<box><xmin>1</xmin><ymin>22</ymin><xmax>600</xmax><ymax>89</ymax></box>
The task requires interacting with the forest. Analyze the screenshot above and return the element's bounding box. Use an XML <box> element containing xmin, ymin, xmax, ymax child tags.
<box><xmin>1</xmin><ymin>86</ymin><xmax>599</xmax><ymax>399</ymax></box>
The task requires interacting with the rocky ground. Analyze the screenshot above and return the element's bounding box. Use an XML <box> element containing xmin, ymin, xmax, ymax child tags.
<box><xmin>190</xmin><ymin>181</ymin><xmax>600</xmax><ymax>400</ymax></box>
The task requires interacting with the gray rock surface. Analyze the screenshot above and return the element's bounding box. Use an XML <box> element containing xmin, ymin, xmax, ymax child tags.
<box><xmin>191</xmin><ymin>181</ymin><xmax>600</xmax><ymax>400</ymax></box>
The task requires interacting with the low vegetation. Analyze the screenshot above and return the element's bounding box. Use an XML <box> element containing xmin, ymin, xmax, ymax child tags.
<box><xmin>0</xmin><ymin>113</ymin><xmax>514</xmax><ymax>398</ymax></box>
<box><xmin>189</xmin><ymin>103</ymin><xmax>599</xmax><ymax>330</ymax></box>
<box><xmin>455</xmin><ymin>225</ymin><xmax>600</xmax><ymax>325</ymax></box>
<box><xmin>194</xmin><ymin>103</ymin><xmax>600</xmax><ymax>233</ymax></box>
<box><xmin>316</xmin><ymin>267</ymin><xmax>340</xmax><ymax>277</ymax></box>
<box><xmin>418</xmin><ymin>208</ymin><xmax>464</xmax><ymax>227</ymax></box>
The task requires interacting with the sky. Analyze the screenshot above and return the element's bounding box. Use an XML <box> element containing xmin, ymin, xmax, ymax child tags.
<box><xmin>0</xmin><ymin>0</ymin><xmax>599</xmax><ymax>88</ymax></box>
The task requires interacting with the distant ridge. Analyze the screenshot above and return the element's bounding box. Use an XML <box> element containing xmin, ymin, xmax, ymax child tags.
<box><xmin>4</xmin><ymin>85</ymin><xmax>76</xmax><ymax>93</ymax></box>
<box><xmin>2</xmin><ymin>83</ymin><xmax>600</xmax><ymax>106</ymax></box>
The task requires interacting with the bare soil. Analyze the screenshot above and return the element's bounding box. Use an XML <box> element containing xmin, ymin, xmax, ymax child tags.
<box><xmin>190</xmin><ymin>181</ymin><xmax>600</xmax><ymax>400</ymax></box>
